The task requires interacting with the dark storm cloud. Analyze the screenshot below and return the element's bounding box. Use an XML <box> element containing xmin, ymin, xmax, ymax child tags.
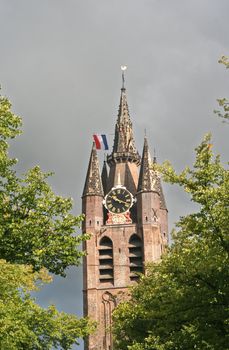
<box><xmin>1</xmin><ymin>1</ymin><xmax>228</xmax><ymax>349</ymax></box>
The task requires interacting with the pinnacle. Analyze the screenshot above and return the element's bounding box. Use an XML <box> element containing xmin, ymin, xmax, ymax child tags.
<box><xmin>137</xmin><ymin>137</ymin><xmax>153</xmax><ymax>192</ymax></box>
<box><xmin>137</xmin><ymin>137</ymin><xmax>167</xmax><ymax>209</ymax></box>
<box><xmin>108</xmin><ymin>87</ymin><xmax>140</xmax><ymax>165</ymax></box>
<box><xmin>82</xmin><ymin>142</ymin><xmax>103</xmax><ymax>197</ymax></box>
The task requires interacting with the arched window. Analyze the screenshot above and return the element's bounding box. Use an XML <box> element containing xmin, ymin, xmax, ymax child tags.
<box><xmin>99</xmin><ymin>237</ymin><xmax>114</xmax><ymax>284</ymax></box>
<box><xmin>129</xmin><ymin>234</ymin><xmax>143</xmax><ymax>281</ymax></box>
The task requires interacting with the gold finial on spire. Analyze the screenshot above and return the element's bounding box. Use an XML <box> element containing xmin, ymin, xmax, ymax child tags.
<box><xmin>121</xmin><ymin>65</ymin><xmax>127</xmax><ymax>89</ymax></box>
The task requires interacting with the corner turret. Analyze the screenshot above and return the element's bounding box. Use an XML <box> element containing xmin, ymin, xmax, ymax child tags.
<box><xmin>82</xmin><ymin>142</ymin><xmax>103</xmax><ymax>197</ymax></box>
<box><xmin>136</xmin><ymin>137</ymin><xmax>168</xmax><ymax>260</ymax></box>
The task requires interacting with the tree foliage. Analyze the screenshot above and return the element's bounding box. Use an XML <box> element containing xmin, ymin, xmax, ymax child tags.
<box><xmin>113</xmin><ymin>135</ymin><xmax>229</xmax><ymax>350</ymax></box>
<box><xmin>214</xmin><ymin>56</ymin><xmax>229</xmax><ymax>122</ymax></box>
<box><xmin>0</xmin><ymin>259</ymin><xmax>94</xmax><ymax>350</ymax></box>
<box><xmin>0</xmin><ymin>93</ymin><xmax>94</xmax><ymax>348</ymax></box>
<box><xmin>0</xmin><ymin>94</ymin><xmax>89</xmax><ymax>276</ymax></box>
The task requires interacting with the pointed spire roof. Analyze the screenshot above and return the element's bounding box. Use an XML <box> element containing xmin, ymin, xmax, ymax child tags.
<box><xmin>137</xmin><ymin>137</ymin><xmax>154</xmax><ymax>192</ymax></box>
<box><xmin>82</xmin><ymin>143</ymin><xmax>103</xmax><ymax>197</ymax></box>
<box><xmin>107</xmin><ymin>75</ymin><xmax>140</xmax><ymax>166</ymax></box>
<box><xmin>112</xmin><ymin>87</ymin><xmax>139</xmax><ymax>155</ymax></box>
<box><xmin>137</xmin><ymin>137</ymin><xmax>167</xmax><ymax>210</ymax></box>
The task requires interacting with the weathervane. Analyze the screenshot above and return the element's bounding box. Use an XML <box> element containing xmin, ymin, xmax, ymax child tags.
<box><xmin>121</xmin><ymin>65</ymin><xmax>127</xmax><ymax>89</ymax></box>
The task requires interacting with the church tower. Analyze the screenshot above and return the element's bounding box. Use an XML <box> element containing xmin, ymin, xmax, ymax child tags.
<box><xmin>82</xmin><ymin>75</ymin><xmax>168</xmax><ymax>350</ymax></box>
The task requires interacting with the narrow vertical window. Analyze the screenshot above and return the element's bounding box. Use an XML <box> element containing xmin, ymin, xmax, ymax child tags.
<box><xmin>99</xmin><ymin>237</ymin><xmax>114</xmax><ymax>284</ymax></box>
<box><xmin>129</xmin><ymin>234</ymin><xmax>143</xmax><ymax>281</ymax></box>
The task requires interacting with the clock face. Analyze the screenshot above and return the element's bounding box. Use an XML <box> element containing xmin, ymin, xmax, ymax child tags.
<box><xmin>105</xmin><ymin>187</ymin><xmax>133</xmax><ymax>214</ymax></box>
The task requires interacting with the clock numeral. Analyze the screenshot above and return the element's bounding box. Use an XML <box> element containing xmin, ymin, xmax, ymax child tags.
<box><xmin>108</xmin><ymin>204</ymin><xmax>113</xmax><ymax>209</ymax></box>
<box><xmin>117</xmin><ymin>208</ymin><xmax>120</xmax><ymax>213</ymax></box>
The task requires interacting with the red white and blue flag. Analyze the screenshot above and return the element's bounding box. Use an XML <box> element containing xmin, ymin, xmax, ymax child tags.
<box><xmin>93</xmin><ymin>134</ymin><xmax>109</xmax><ymax>150</ymax></box>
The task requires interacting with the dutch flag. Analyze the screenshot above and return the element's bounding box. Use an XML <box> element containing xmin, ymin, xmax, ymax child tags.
<box><xmin>93</xmin><ymin>134</ymin><xmax>109</xmax><ymax>150</ymax></box>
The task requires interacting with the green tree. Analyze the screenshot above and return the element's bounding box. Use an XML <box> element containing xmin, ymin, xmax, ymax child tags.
<box><xmin>0</xmin><ymin>93</ymin><xmax>94</xmax><ymax>348</ymax></box>
<box><xmin>113</xmin><ymin>135</ymin><xmax>229</xmax><ymax>350</ymax></box>
<box><xmin>214</xmin><ymin>55</ymin><xmax>229</xmax><ymax>122</ymax></box>
<box><xmin>0</xmin><ymin>94</ymin><xmax>89</xmax><ymax>276</ymax></box>
<box><xmin>0</xmin><ymin>259</ymin><xmax>94</xmax><ymax>350</ymax></box>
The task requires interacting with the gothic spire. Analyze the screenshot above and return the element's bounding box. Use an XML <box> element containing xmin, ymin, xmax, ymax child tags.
<box><xmin>107</xmin><ymin>79</ymin><xmax>140</xmax><ymax>165</ymax></box>
<box><xmin>82</xmin><ymin>142</ymin><xmax>103</xmax><ymax>197</ymax></box>
<box><xmin>113</xmin><ymin>87</ymin><xmax>138</xmax><ymax>154</ymax></box>
<box><xmin>137</xmin><ymin>137</ymin><xmax>167</xmax><ymax>209</ymax></box>
<box><xmin>137</xmin><ymin>137</ymin><xmax>154</xmax><ymax>192</ymax></box>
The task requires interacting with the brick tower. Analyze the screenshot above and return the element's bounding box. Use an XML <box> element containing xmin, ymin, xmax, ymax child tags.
<box><xmin>82</xmin><ymin>77</ymin><xmax>168</xmax><ymax>350</ymax></box>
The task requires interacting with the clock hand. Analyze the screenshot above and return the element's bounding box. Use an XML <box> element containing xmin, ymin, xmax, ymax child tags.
<box><xmin>111</xmin><ymin>195</ymin><xmax>129</xmax><ymax>205</ymax></box>
<box><xmin>111</xmin><ymin>195</ymin><xmax>121</xmax><ymax>202</ymax></box>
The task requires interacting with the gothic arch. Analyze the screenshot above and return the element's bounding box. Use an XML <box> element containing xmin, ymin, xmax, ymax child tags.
<box><xmin>129</xmin><ymin>234</ymin><xmax>143</xmax><ymax>281</ymax></box>
<box><xmin>99</xmin><ymin>237</ymin><xmax>114</xmax><ymax>284</ymax></box>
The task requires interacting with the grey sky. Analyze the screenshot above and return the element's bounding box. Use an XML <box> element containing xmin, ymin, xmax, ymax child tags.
<box><xmin>1</xmin><ymin>0</ymin><xmax>228</xmax><ymax>349</ymax></box>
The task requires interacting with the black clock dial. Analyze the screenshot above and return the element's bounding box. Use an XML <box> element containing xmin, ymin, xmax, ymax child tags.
<box><xmin>105</xmin><ymin>187</ymin><xmax>133</xmax><ymax>214</ymax></box>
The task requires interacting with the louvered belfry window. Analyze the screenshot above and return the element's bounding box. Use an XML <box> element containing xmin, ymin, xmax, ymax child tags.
<box><xmin>129</xmin><ymin>234</ymin><xmax>143</xmax><ymax>281</ymax></box>
<box><xmin>99</xmin><ymin>237</ymin><xmax>114</xmax><ymax>283</ymax></box>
